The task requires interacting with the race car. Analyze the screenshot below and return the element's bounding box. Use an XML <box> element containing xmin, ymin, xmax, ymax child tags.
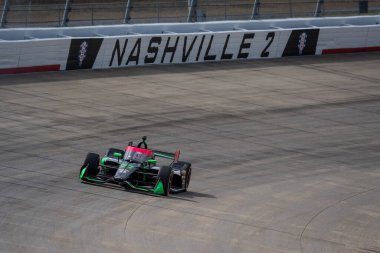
<box><xmin>79</xmin><ymin>136</ymin><xmax>191</xmax><ymax>196</ymax></box>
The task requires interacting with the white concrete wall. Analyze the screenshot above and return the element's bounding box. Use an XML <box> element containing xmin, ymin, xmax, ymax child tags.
<box><xmin>0</xmin><ymin>16</ymin><xmax>379</xmax><ymax>73</ymax></box>
<box><xmin>317</xmin><ymin>27</ymin><xmax>368</xmax><ymax>53</ymax></box>
<box><xmin>0</xmin><ymin>40</ymin><xmax>70</xmax><ymax>70</ymax></box>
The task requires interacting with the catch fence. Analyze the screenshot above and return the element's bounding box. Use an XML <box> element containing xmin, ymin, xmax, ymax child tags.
<box><xmin>1</xmin><ymin>0</ymin><xmax>380</xmax><ymax>28</ymax></box>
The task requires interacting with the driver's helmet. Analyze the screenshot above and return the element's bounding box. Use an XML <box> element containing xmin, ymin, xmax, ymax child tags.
<box><xmin>124</xmin><ymin>146</ymin><xmax>153</xmax><ymax>163</ymax></box>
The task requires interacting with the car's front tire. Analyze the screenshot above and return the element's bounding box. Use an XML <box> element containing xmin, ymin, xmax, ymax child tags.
<box><xmin>158</xmin><ymin>166</ymin><xmax>174</xmax><ymax>196</ymax></box>
<box><xmin>80</xmin><ymin>153</ymin><xmax>100</xmax><ymax>181</ymax></box>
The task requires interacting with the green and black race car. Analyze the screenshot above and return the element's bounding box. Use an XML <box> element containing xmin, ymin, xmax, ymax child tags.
<box><xmin>79</xmin><ymin>137</ymin><xmax>192</xmax><ymax>196</ymax></box>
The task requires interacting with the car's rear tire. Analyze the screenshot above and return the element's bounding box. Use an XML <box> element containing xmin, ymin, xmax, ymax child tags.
<box><xmin>185</xmin><ymin>166</ymin><xmax>191</xmax><ymax>191</ymax></box>
<box><xmin>172</xmin><ymin>161</ymin><xmax>192</xmax><ymax>191</ymax></box>
<box><xmin>158</xmin><ymin>166</ymin><xmax>173</xmax><ymax>196</ymax></box>
<box><xmin>80</xmin><ymin>153</ymin><xmax>100</xmax><ymax>181</ymax></box>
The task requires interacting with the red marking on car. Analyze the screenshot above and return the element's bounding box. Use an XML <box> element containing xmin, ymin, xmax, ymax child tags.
<box><xmin>175</xmin><ymin>150</ymin><xmax>181</xmax><ymax>161</ymax></box>
<box><xmin>125</xmin><ymin>146</ymin><xmax>154</xmax><ymax>156</ymax></box>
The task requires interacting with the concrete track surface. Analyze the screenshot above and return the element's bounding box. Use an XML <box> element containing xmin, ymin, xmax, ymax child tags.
<box><xmin>1</xmin><ymin>53</ymin><xmax>380</xmax><ymax>253</ymax></box>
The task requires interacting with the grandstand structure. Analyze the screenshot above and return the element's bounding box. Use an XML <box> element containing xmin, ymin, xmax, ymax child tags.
<box><xmin>1</xmin><ymin>0</ymin><xmax>380</xmax><ymax>28</ymax></box>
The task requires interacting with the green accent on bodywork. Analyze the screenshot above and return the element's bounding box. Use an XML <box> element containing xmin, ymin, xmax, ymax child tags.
<box><xmin>124</xmin><ymin>181</ymin><xmax>150</xmax><ymax>192</ymax></box>
<box><xmin>80</xmin><ymin>166</ymin><xmax>106</xmax><ymax>183</ymax></box>
<box><xmin>154</xmin><ymin>150</ymin><xmax>175</xmax><ymax>160</ymax></box>
<box><xmin>83</xmin><ymin>177</ymin><xmax>107</xmax><ymax>183</ymax></box>
<box><xmin>119</xmin><ymin>163</ymin><xmax>128</xmax><ymax>169</ymax></box>
<box><xmin>80</xmin><ymin>161</ymin><xmax>165</xmax><ymax>195</ymax></box>
<box><xmin>124</xmin><ymin>181</ymin><xmax>164</xmax><ymax>195</ymax></box>
<box><xmin>81</xmin><ymin>175</ymin><xmax>107</xmax><ymax>183</ymax></box>
<box><xmin>80</xmin><ymin>166</ymin><xmax>87</xmax><ymax>179</ymax></box>
<box><xmin>148</xmin><ymin>159</ymin><xmax>157</xmax><ymax>165</ymax></box>
<box><xmin>114</xmin><ymin>152</ymin><xmax>122</xmax><ymax>158</ymax></box>
<box><xmin>101</xmin><ymin>157</ymin><xmax>107</xmax><ymax>166</ymax></box>
<box><xmin>153</xmin><ymin>181</ymin><xmax>165</xmax><ymax>195</ymax></box>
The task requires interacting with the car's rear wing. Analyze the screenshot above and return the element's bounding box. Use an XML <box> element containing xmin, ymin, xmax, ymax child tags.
<box><xmin>153</xmin><ymin>150</ymin><xmax>180</xmax><ymax>162</ymax></box>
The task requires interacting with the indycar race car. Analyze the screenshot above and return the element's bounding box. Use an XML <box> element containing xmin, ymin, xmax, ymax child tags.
<box><xmin>79</xmin><ymin>137</ymin><xmax>191</xmax><ymax>196</ymax></box>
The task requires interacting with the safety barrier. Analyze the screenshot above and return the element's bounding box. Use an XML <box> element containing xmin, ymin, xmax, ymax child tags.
<box><xmin>0</xmin><ymin>15</ymin><xmax>379</xmax><ymax>74</ymax></box>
